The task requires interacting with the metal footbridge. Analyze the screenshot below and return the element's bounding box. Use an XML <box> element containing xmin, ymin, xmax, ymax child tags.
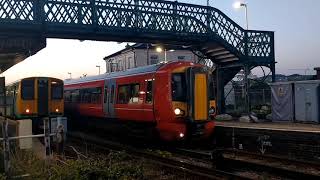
<box><xmin>0</xmin><ymin>0</ymin><xmax>274</xmax><ymax>67</ymax></box>
<box><xmin>0</xmin><ymin>0</ymin><xmax>275</xmax><ymax>112</ymax></box>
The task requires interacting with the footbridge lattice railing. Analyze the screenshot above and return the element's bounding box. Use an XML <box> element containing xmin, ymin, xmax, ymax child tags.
<box><xmin>0</xmin><ymin>0</ymin><xmax>274</xmax><ymax>60</ymax></box>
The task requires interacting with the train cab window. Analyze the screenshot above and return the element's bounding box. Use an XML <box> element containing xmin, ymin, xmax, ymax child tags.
<box><xmin>51</xmin><ymin>81</ymin><xmax>63</xmax><ymax>99</ymax></box>
<box><xmin>146</xmin><ymin>81</ymin><xmax>153</xmax><ymax>104</ymax></box>
<box><xmin>21</xmin><ymin>79</ymin><xmax>34</xmax><ymax>100</ymax></box>
<box><xmin>171</xmin><ymin>73</ymin><xmax>186</xmax><ymax>102</ymax></box>
<box><xmin>209</xmin><ymin>81</ymin><xmax>215</xmax><ymax>100</ymax></box>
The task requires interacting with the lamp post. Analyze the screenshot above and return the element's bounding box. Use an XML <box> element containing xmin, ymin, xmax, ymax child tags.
<box><xmin>96</xmin><ymin>65</ymin><xmax>101</xmax><ymax>75</ymax></box>
<box><xmin>67</xmin><ymin>72</ymin><xmax>72</xmax><ymax>79</ymax></box>
<box><xmin>233</xmin><ymin>2</ymin><xmax>248</xmax><ymax>30</ymax></box>
<box><xmin>156</xmin><ymin>47</ymin><xmax>167</xmax><ymax>63</ymax></box>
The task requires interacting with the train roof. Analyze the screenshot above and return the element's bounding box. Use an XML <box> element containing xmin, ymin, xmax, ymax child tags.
<box><xmin>65</xmin><ymin>62</ymin><xmax>166</xmax><ymax>85</ymax></box>
<box><xmin>6</xmin><ymin>77</ymin><xmax>63</xmax><ymax>86</ymax></box>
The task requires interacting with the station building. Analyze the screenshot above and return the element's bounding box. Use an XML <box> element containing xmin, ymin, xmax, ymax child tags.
<box><xmin>103</xmin><ymin>43</ymin><xmax>199</xmax><ymax>73</ymax></box>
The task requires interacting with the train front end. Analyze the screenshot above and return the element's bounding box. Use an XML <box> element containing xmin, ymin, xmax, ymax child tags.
<box><xmin>156</xmin><ymin>62</ymin><xmax>216</xmax><ymax>141</ymax></box>
<box><xmin>16</xmin><ymin>77</ymin><xmax>64</xmax><ymax>118</ymax></box>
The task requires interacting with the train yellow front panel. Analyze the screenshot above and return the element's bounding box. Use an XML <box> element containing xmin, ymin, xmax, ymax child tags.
<box><xmin>48</xmin><ymin>78</ymin><xmax>64</xmax><ymax>115</ymax></box>
<box><xmin>194</xmin><ymin>74</ymin><xmax>208</xmax><ymax>120</ymax></box>
<box><xmin>49</xmin><ymin>100</ymin><xmax>64</xmax><ymax>114</ymax></box>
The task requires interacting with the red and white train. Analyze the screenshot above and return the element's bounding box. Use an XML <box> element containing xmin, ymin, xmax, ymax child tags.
<box><xmin>64</xmin><ymin>61</ymin><xmax>216</xmax><ymax>141</ymax></box>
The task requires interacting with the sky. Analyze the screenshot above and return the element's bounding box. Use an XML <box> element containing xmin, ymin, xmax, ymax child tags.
<box><xmin>3</xmin><ymin>0</ymin><xmax>320</xmax><ymax>83</ymax></box>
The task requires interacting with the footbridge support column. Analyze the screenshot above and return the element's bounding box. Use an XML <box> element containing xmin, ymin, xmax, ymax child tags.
<box><xmin>216</xmin><ymin>65</ymin><xmax>225</xmax><ymax>114</ymax></box>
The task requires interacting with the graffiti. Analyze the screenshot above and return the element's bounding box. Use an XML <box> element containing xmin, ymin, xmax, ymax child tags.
<box><xmin>257</xmin><ymin>135</ymin><xmax>272</xmax><ymax>154</ymax></box>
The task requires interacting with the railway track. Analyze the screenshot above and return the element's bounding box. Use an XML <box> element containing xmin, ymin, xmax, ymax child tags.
<box><xmin>174</xmin><ymin>148</ymin><xmax>320</xmax><ymax>180</ymax></box>
<box><xmin>67</xmin><ymin>131</ymin><xmax>320</xmax><ymax>179</ymax></box>
<box><xmin>67</xmin><ymin>132</ymin><xmax>248</xmax><ymax>179</ymax></box>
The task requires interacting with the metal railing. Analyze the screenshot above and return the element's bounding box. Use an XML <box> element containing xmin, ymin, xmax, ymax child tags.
<box><xmin>0</xmin><ymin>0</ymin><xmax>274</xmax><ymax>60</ymax></box>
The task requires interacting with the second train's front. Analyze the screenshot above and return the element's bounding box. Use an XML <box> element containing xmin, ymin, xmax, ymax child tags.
<box><xmin>154</xmin><ymin>62</ymin><xmax>215</xmax><ymax>141</ymax></box>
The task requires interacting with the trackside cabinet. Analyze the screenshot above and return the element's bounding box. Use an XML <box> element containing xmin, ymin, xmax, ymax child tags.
<box><xmin>270</xmin><ymin>82</ymin><xmax>294</xmax><ymax>122</ymax></box>
<box><xmin>294</xmin><ymin>80</ymin><xmax>320</xmax><ymax>123</ymax></box>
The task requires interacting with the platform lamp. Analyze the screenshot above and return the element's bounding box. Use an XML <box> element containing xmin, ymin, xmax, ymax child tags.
<box><xmin>156</xmin><ymin>46</ymin><xmax>167</xmax><ymax>63</ymax></box>
<box><xmin>233</xmin><ymin>2</ymin><xmax>248</xmax><ymax>30</ymax></box>
<box><xmin>67</xmin><ymin>72</ymin><xmax>72</xmax><ymax>79</ymax></box>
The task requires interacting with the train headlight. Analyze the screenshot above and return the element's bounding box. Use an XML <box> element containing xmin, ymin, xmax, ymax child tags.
<box><xmin>174</xmin><ymin>108</ymin><xmax>181</xmax><ymax>115</ymax></box>
<box><xmin>55</xmin><ymin>108</ymin><xmax>59</xmax><ymax>112</ymax></box>
<box><xmin>25</xmin><ymin>109</ymin><xmax>30</xmax><ymax>113</ymax></box>
<box><xmin>209</xmin><ymin>106</ymin><xmax>215</xmax><ymax>115</ymax></box>
<box><xmin>179</xmin><ymin>133</ymin><xmax>184</xmax><ymax>138</ymax></box>
<box><xmin>174</xmin><ymin>108</ymin><xmax>185</xmax><ymax>116</ymax></box>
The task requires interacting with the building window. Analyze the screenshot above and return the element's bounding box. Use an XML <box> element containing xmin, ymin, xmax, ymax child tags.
<box><xmin>118</xmin><ymin>60</ymin><xmax>123</xmax><ymax>71</ymax></box>
<box><xmin>150</xmin><ymin>55</ymin><xmax>158</xmax><ymax>64</ymax></box>
<box><xmin>178</xmin><ymin>56</ymin><xmax>185</xmax><ymax>60</ymax></box>
<box><xmin>117</xmin><ymin>84</ymin><xmax>140</xmax><ymax>104</ymax></box>
<box><xmin>128</xmin><ymin>57</ymin><xmax>135</xmax><ymax>69</ymax></box>
<box><xmin>110</xmin><ymin>63</ymin><xmax>118</xmax><ymax>72</ymax></box>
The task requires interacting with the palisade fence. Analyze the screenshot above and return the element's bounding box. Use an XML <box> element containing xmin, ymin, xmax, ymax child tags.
<box><xmin>226</xmin><ymin>88</ymin><xmax>271</xmax><ymax>113</ymax></box>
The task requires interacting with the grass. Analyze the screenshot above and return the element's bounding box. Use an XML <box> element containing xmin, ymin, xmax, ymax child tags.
<box><xmin>2</xmin><ymin>149</ymin><xmax>144</xmax><ymax>180</ymax></box>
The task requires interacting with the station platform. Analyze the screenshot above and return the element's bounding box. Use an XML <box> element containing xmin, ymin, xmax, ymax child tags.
<box><xmin>215</xmin><ymin>121</ymin><xmax>320</xmax><ymax>133</ymax></box>
<box><xmin>214</xmin><ymin>120</ymin><xmax>320</xmax><ymax>164</ymax></box>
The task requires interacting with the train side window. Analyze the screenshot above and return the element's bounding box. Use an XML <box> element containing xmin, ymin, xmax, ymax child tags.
<box><xmin>71</xmin><ymin>90</ymin><xmax>79</xmax><ymax>103</ymax></box>
<box><xmin>64</xmin><ymin>90</ymin><xmax>71</xmax><ymax>102</ymax></box>
<box><xmin>146</xmin><ymin>81</ymin><xmax>153</xmax><ymax>104</ymax></box>
<box><xmin>117</xmin><ymin>84</ymin><xmax>140</xmax><ymax>104</ymax></box>
<box><xmin>118</xmin><ymin>85</ymin><xmax>130</xmax><ymax>104</ymax></box>
<box><xmin>91</xmin><ymin>87</ymin><xmax>102</xmax><ymax>104</ymax></box>
<box><xmin>79</xmin><ymin>89</ymin><xmax>86</xmax><ymax>103</ymax></box>
<box><xmin>129</xmin><ymin>84</ymin><xmax>140</xmax><ymax>104</ymax></box>
<box><xmin>21</xmin><ymin>79</ymin><xmax>34</xmax><ymax>100</ymax></box>
<box><xmin>110</xmin><ymin>85</ymin><xmax>115</xmax><ymax>104</ymax></box>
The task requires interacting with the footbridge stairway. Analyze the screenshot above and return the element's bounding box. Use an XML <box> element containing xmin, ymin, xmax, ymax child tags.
<box><xmin>0</xmin><ymin>0</ymin><xmax>275</xmax><ymax>112</ymax></box>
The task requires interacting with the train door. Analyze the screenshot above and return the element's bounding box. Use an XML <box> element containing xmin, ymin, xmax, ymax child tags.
<box><xmin>105</xmin><ymin>79</ymin><xmax>116</xmax><ymax>118</ymax></box>
<box><xmin>186</xmin><ymin>67</ymin><xmax>209</xmax><ymax>121</ymax></box>
<box><xmin>103</xmin><ymin>83</ymin><xmax>109</xmax><ymax>115</ymax></box>
<box><xmin>38</xmin><ymin>78</ymin><xmax>49</xmax><ymax>116</ymax></box>
<box><xmin>143</xmin><ymin>79</ymin><xmax>155</xmax><ymax>122</ymax></box>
